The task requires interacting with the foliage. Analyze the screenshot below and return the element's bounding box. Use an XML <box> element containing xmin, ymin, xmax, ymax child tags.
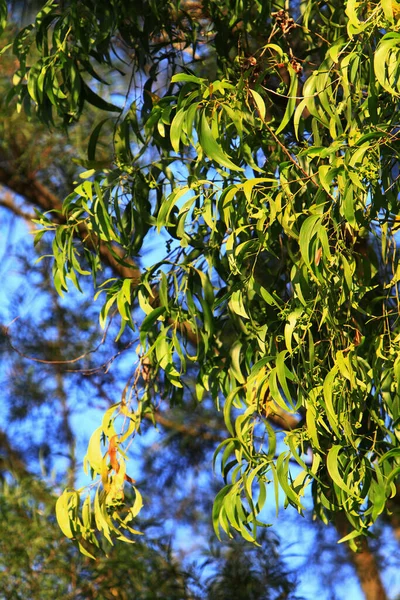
<box><xmin>0</xmin><ymin>214</ymin><xmax>299</xmax><ymax>598</ymax></box>
<box><xmin>0</xmin><ymin>475</ymin><xmax>195</xmax><ymax>599</ymax></box>
<box><xmin>1</xmin><ymin>0</ymin><xmax>400</xmax><ymax>555</ymax></box>
<box><xmin>202</xmin><ymin>531</ymin><xmax>299</xmax><ymax>600</ymax></box>
<box><xmin>0</xmin><ymin>470</ymin><xmax>299</xmax><ymax>599</ymax></box>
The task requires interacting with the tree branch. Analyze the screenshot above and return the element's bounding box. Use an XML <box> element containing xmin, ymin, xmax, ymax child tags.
<box><xmin>266</xmin><ymin>407</ymin><xmax>302</xmax><ymax>431</ymax></box>
<box><xmin>0</xmin><ymin>164</ymin><xmax>302</xmax><ymax>433</ymax></box>
<box><xmin>0</xmin><ymin>165</ymin><xmax>141</xmax><ymax>283</ymax></box>
<box><xmin>335</xmin><ymin>513</ymin><xmax>388</xmax><ymax>600</ymax></box>
<box><xmin>143</xmin><ymin>411</ymin><xmax>223</xmax><ymax>442</ymax></box>
<box><xmin>0</xmin><ymin>195</ymin><xmax>35</xmax><ymax>221</ymax></box>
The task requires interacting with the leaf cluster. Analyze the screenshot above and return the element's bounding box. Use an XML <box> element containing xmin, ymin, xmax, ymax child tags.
<box><xmin>1</xmin><ymin>0</ymin><xmax>400</xmax><ymax>551</ymax></box>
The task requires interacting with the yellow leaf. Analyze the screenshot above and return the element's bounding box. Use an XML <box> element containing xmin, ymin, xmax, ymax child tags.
<box><xmin>55</xmin><ymin>490</ymin><xmax>75</xmax><ymax>539</ymax></box>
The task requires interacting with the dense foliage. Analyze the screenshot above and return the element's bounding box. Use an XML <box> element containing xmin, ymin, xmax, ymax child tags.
<box><xmin>1</xmin><ymin>0</ymin><xmax>400</xmax><ymax>560</ymax></box>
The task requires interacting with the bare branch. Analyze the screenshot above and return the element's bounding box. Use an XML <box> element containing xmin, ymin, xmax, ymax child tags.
<box><xmin>0</xmin><ymin>194</ymin><xmax>35</xmax><ymax>222</ymax></box>
<box><xmin>267</xmin><ymin>407</ymin><xmax>302</xmax><ymax>431</ymax></box>
<box><xmin>143</xmin><ymin>410</ymin><xmax>224</xmax><ymax>442</ymax></box>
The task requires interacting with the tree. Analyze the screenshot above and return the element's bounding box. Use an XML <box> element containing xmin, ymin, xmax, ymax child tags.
<box><xmin>0</xmin><ymin>193</ymin><xmax>300</xmax><ymax>599</ymax></box>
<box><xmin>1</xmin><ymin>1</ymin><xmax>400</xmax><ymax>598</ymax></box>
<box><xmin>0</xmin><ymin>198</ymin><xmax>300</xmax><ymax>599</ymax></box>
<box><xmin>0</xmin><ymin>470</ymin><xmax>197</xmax><ymax>600</ymax></box>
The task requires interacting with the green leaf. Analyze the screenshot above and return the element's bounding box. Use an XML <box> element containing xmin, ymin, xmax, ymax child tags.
<box><xmin>323</xmin><ymin>366</ymin><xmax>340</xmax><ymax>436</ymax></box>
<box><xmin>276</xmin><ymin>350</ymin><xmax>294</xmax><ymax>408</ymax></box>
<box><xmin>0</xmin><ymin>0</ymin><xmax>7</xmax><ymax>36</ymax></box>
<box><xmin>156</xmin><ymin>186</ymin><xmax>191</xmax><ymax>231</ymax></box>
<box><xmin>299</xmin><ymin>215</ymin><xmax>321</xmax><ymax>271</ymax></box>
<box><xmin>170</xmin><ymin>108</ymin><xmax>187</xmax><ymax>152</ymax></box>
<box><xmin>229</xmin><ymin>289</ymin><xmax>249</xmax><ymax>319</ymax></box>
<box><xmin>212</xmin><ymin>484</ymin><xmax>234</xmax><ymax>539</ymax></box>
<box><xmin>275</xmin><ymin>65</ymin><xmax>298</xmax><ymax>135</ymax></box>
<box><xmin>327</xmin><ymin>445</ymin><xmax>359</xmax><ymax>498</ymax></box>
<box><xmin>82</xmin><ymin>81</ymin><xmax>122</xmax><ymax>112</ymax></box>
<box><xmin>140</xmin><ymin>306</ymin><xmax>166</xmax><ymax>346</ymax></box>
<box><xmin>94</xmin><ymin>488</ymin><xmax>113</xmax><ymax>545</ymax></box>
<box><xmin>171</xmin><ymin>73</ymin><xmax>206</xmax><ymax>85</ymax></box>
<box><xmin>337</xmin><ymin>529</ymin><xmax>363</xmax><ymax>544</ymax></box>
<box><xmin>374</xmin><ymin>34</ymin><xmax>400</xmax><ymax>95</ymax></box>
<box><xmin>0</xmin><ymin>41</ymin><xmax>11</xmax><ymax>55</ymax></box>
<box><xmin>248</xmin><ymin>88</ymin><xmax>266</xmax><ymax>121</ymax></box>
<box><xmin>230</xmin><ymin>341</ymin><xmax>245</xmax><ymax>384</ymax></box>
<box><xmin>77</xmin><ymin>542</ymin><xmax>96</xmax><ymax>560</ymax></box>
<box><xmin>198</xmin><ymin>111</ymin><xmax>243</xmax><ymax>171</ymax></box>
<box><xmin>276</xmin><ymin>453</ymin><xmax>305</xmax><ymax>511</ymax></box>
<box><xmin>381</xmin><ymin>0</ymin><xmax>394</xmax><ymax>22</ymax></box>
<box><xmin>88</xmin><ymin>118</ymin><xmax>110</xmax><ymax>161</ymax></box>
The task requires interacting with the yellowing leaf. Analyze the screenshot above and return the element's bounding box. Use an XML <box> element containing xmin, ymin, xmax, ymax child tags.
<box><xmin>249</xmin><ymin>88</ymin><xmax>266</xmax><ymax>121</ymax></box>
<box><xmin>56</xmin><ymin>490</ymin><xmax>76</xmax><ymax>539</ymax></box>
<box><xmin>84</xmin><ymin>427</ymin><xmax>103</xmax><ymax>476</ymax></box>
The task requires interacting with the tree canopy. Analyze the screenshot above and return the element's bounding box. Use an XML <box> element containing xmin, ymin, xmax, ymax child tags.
<box><xmin>1</xmin><ymin>0</ymin><xmax>400</xmax><ymax>573</ymax></box>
